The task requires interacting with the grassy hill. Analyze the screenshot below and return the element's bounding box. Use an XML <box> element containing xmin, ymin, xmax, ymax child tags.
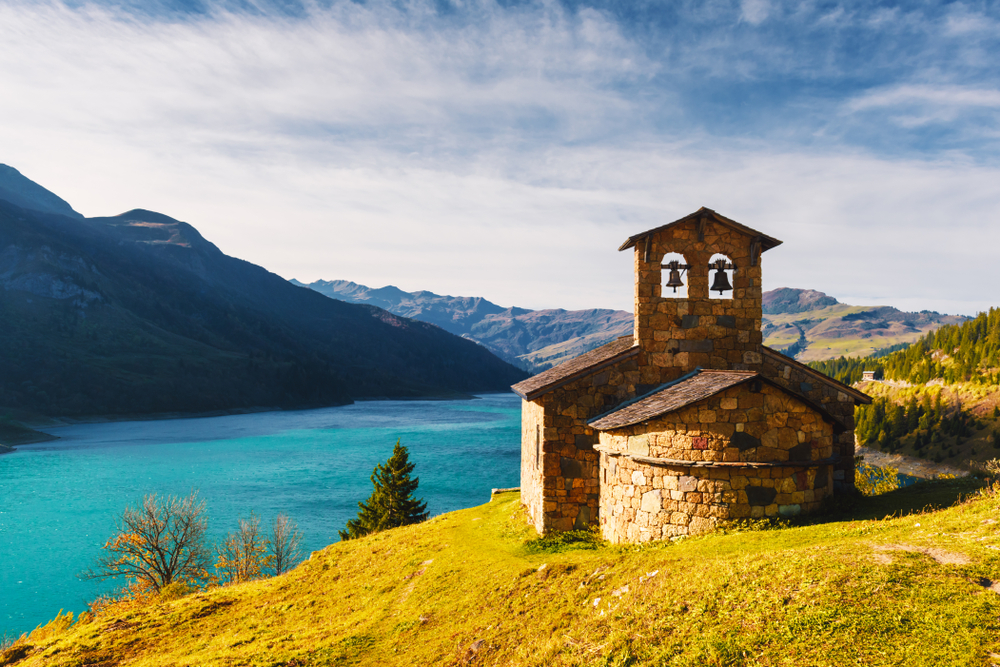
<box><xmin>5</xmin><ymin>483</ymin><xmax>1000</xmax><ymax>666</ymax></box>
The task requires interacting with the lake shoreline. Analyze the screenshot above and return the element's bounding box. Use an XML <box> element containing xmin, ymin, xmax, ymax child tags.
<box><xmin>18</xmin><ymin>392</ymin><xmax>508</xmax><ymax>433</ymax></box>
<box><xmin>1</xmin><ymin>393</ymin><xmax>522</xmax><ymax>638</ymax></box>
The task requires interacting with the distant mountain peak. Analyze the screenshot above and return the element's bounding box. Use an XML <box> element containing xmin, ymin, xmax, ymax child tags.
<box><xmin>762</xmin><ymin>287</ymin><xmax>839</xmax><ymax>315</ymax></box>
<box><xmin>0</xmin><ymin>164</ymin><xmax>83</xmax><ymax>219</ymax></box>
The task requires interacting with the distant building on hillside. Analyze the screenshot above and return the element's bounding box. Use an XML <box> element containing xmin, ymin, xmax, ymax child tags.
<box><xmin>862</xmin><ymin>370</ymin><xmax>877</xmax><ymax>382</ymax></box>
<box><xmin>511</xmin><ymin>208</ymin><xmax>871</xmax><ymax>543</ymax></box>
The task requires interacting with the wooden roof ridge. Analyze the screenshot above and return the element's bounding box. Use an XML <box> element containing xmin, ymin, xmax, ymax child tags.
<box><xmin>588</xmin><ymin>367</ymin><xmax>845</xmax><ymax>432</ymax></box>
<box><xmin>761</xmin><ymin>346</ymin><xmax>872</xmax><ymax>405</ymax></box>
<box><xmin>511</xmin><ymin>336</ymin><xmax>639</xmax><ymax>401</ymax></box>
<box><xmin>618</xmin><ymin>207</ymin><xmax>783</xmax><ymax>253</ymax></box>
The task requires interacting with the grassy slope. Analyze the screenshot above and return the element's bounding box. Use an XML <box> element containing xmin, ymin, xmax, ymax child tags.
<box><xmin>7</xmin><ymin>483</ymin><xmax>1000</xmax><ymax>667</ymax></box>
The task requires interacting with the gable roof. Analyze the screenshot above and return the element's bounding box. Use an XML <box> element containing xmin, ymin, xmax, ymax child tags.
<box><xmin>588</xmin><ymin>368</ymin><xmax>842</xmax><ymax>431</ymax></box>
<box><xmin>761</xmin><ymin>346</ymin><xmax>872</xmax><ymax>405</ymax></box>
<box><xmin>618</xmin><ymin>207</ymin><xmax>783</xmax><ymax>253</ymax></box>
<box><xmin>511</xmin><ymin>336</ymin><xmax>639</xmax><ymax>401</ymax></box>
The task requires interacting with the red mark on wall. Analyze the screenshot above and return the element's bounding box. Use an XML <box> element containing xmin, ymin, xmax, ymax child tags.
<box><xmin>692</xmin><ymin>437</ymin><xmax>708</xmax><ymax>450</ymax></box>
<box><xmin>795</xmin><ymin>471</ymin><xmax>809</xmax><ymax>491</ymax></box>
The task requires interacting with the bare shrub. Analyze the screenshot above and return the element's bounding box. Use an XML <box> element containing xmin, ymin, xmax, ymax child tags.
<box><xmin>269</xmin><ymin>514</ymin><xmax>303</xmax><ymax>576</ymax></box>
<box><xmin>82</xmin><ymin>492</ymin><xmax>212</xmax><ymax>593</ymax></box>
<box><xmin>970</xmin><ymin>458</ymin><xmax>1000</xmax><ymax>477</ymax></box>
<box><xmin>216</xmin><ymin>512</ymin><xmax>269</xmax><ymax>585</ymax></box>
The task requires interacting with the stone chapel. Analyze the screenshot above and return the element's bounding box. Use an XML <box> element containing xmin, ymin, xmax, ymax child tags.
<box><xmin>511</xmin><ymin>208</ymin><xmax>871</xmax><ymax>543</ymax></box>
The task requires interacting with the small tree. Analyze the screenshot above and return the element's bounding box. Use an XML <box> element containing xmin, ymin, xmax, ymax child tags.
<box><xmin>216</xmin><ymin>512</ymin><xmax>269</xmax><ymax>585</ymax></box>
<box><xmin>339</xmin><ymin>439</ymin><xmax>428</xmax><ymax>540</ymax></box>
<box><xmin>269</xmin><ymin>514</ymin><xmax>303</xmax><ymax>576</ymax></box>
<box><xmin>83</xmin><ymin>492</ymin><xmax>212</xmax><ymax>593</ymax></box>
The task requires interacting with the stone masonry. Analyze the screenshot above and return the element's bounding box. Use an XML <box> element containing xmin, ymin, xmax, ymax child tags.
<box><xmin>596</xmin><ymin>382</ymin><xmax>836</xmax><ymax>543</ymax></box>
<box><xmin>511</xmin><ymin>207</ymin><xmax>870</xmax><ymax>540</ymax></box>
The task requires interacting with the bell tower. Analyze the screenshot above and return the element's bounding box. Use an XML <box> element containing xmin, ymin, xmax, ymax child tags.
<box><xmin>620</xmin><ymin>208</ymin><xmax>782</xmax><ymax>384</ymax></box>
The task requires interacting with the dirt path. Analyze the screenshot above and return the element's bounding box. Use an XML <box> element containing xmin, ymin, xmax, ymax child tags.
<box><xmin>856</xmin><ymin>445</ymin><xmax>969</xmax><ymax>479</ymax></box>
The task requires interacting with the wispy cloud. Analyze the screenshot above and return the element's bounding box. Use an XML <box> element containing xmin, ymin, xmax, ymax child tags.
<box><xmin>847</xmin><ymin>85</ymin><xmax>1000</xmax><ymax>113</ymax></box>
<box><xmin>0</xmin><ymin>0</ymin><xmax>998</xmax><ymax>316</ymax></box>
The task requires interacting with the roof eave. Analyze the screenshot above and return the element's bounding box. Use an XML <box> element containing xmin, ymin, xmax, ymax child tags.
<box><xmin>618</xmin><ymin>207</ymin><xmax>783</xmax><ymax>253</ymax></box>
<box><xmin>511</xmin><ymin>345</ymin><xmax>641</xmax><ymax>402</ymax></box>
<box><xmin>589</xmin><ymin>371</ymin><xmax>847</xmax><ymax>433</ymax></box>
<box><xmin>761</xmin><ymin>346</ymin><xmax>873</xmax><ymax>405</ymax></box>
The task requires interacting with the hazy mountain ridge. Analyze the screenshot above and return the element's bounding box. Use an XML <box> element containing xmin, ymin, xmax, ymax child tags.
<box><xmin>0</xmin><ymin>165</ymin><xmax>82</xmax><ymax>219</ymax></box>
<box><xmin>300</xmin><ymin>281</ymin><xmax>967</xmax><ymax>370</ymax></box>
<box><xmin>0</xmin><ymin>172</ymin><xmax>526</xmax><ymax>418</ymax></box>
<box><xmin>295</xmin><ymin>279</ymin><xmax>632</xmax><ymax>371</ymax></box>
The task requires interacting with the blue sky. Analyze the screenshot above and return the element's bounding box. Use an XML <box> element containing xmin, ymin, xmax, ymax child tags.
<box><xmin>1</xmin><ymin>0</ymin><xmax>998</xmax><ymax>315</ymax></box>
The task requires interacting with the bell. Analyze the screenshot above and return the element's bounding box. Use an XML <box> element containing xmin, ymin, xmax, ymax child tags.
<box><xmin>664</xmin><ymin>260</ymin><xmax>684</xmax><ymax>292</ymax></box>
<box><xmin>710</xmin><ymin>259</ymin><xmax>733</xmax><ymax>294</ymax></box>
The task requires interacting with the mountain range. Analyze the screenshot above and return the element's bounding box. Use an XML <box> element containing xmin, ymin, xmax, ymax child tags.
<box><xmin>292</xmin><ymin>279</ymin><xmax>633</xmax><ymax>372</ymax></box>
<box><xmin>296</xmin><ymin>281</ymin><xmax>966</xmax><ymax>371</ymax></box>
<box><xmin>0</xmin><ymin>166</ymin><xmax>526</xmax><ymax>419</ymax></box>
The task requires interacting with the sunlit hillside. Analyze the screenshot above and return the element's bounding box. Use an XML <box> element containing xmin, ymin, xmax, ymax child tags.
<box><xmin>4</xmin><ymin>482</ymin><xmax>1000</xmax><ymax>666</ymax></box>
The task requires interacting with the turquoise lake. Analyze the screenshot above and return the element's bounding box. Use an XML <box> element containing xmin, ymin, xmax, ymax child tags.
<box><xmin>0</xmin><ymin>393</ymin><xmax>521</xmax><ymax>638</ymax></box>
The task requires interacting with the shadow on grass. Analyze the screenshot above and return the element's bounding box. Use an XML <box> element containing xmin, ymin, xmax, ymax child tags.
<box><xmin>810</xmin><ymin>476</ymin><xmax>990</xmax><ymax>524</ymax></box>
<box><xmin>523</xmin><ymin>528</ymin><xmax>604</xmax><ymax>554</ymax></box>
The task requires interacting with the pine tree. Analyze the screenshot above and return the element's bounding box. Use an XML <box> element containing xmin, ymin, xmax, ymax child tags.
<box><xmin>339</xmin><ymin>439</ymin><xmax>429</xmax><ymax>541</ymax></box>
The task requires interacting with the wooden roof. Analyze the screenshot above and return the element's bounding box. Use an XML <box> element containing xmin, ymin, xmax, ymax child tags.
<box><xmin>588</xmin><ymin>369</ymin><xmax>756</xmax><ymax>430</ymax></box>
<box><xmin>761</xmin><ymin>346</ymin><xmax>872</xmax><ymax>404</ymax></box>
<box><xmin>511</xmin><ymin>336</ymin><xmax>639</xmax><ymax>401</ymax></box>
<box><xmin>589</xmin><ymin>368</ymin><xmax>843</xmax><ymax>431</ymax></box>
<box><xmin>618</xmin><ymin>207</ymin><xmax>783</xmax><ymax>253</ymax></box>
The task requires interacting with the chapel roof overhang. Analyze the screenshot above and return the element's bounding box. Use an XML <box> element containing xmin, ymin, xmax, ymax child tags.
<box><xmin>761</xmin><ymin>345</ymin><xmax>872</xmax><ymax>405</ymax></box>
<box><xmin>511</xmin><ymin>336</ymin><xmax>639</xmax><ymax>401</ymax></box>
<box><xmin>587</xmin><ymin>368</ymin><xmax>844</xmax><ymax>433</ymax></box>
<box><xmin>618</xmin><ymin>207</ymin><xmax>783</xmax><ymax>253</ymax></box>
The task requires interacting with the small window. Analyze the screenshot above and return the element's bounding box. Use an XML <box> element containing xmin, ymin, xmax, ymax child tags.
<box><xmin>535</xmin><ymin>424</ymin><xmax>540</xmax><ymax>469</ymax></box>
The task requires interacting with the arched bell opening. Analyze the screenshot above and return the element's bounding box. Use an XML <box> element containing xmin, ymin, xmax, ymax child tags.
<box><xmin>660</xmin><ymin>252</ymin><xmax>690</xmax><ymax>299</ymax></box>
<box><xmin>707</xmin><ymin>253</ymin><xmax>735</xmax><ymax>300</ymax></box>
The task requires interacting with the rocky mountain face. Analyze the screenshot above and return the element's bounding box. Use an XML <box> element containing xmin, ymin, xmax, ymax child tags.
<box><xmin>762</xmin><ymin>287</ymin><xmax>839</xmax><ymax>314</ymax></box>
<box><xmin>0</xmin><ymin>173</ymin><xmax>526</xmax><ymax>418</ymax></box>
<box><xmin>301</xmin><ymin>281</ymin><xmax>966</xmax><ymax>370</ymax></box>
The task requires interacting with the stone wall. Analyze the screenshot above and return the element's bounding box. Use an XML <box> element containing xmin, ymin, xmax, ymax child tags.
<box><xmin>633</xmin><ymin>217</ymin><xmax>764</xmax><ymax>379</ymax></box>
<box><xmin>596</xmin><ymin>383</ymin><xmax>835</xmax><ymax>543</ymax></box>
<box><xmin>761</xmin><ymin>349</ymin><xmax>858</xmax><ymax>490</ymax></box>
<box><xmin>518</xmin><ymin>351</ymin><xmax>643</xmax><ymax>533</ymax></box>
<box><xmin>519</xmin><ymin>399</ymin><xmax>546</xmax><ymax>534</ymax></box>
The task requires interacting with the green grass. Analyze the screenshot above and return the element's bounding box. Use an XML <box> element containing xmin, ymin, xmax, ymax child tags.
<box><xmin>5</xmin><ymin>483</ymin><xmax>1000</xmax><ymax>666</ymax></box>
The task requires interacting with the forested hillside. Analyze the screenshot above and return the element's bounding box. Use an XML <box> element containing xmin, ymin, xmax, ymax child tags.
<box><xmin>810</xmin><ymin>309</ymin><xmax>1000</xmax><ymax>385</ymax></box>
<box><xmin>810</xmin><ymin>309</ymin><xmax>1000</xmax><ymax>468</ymax></box>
